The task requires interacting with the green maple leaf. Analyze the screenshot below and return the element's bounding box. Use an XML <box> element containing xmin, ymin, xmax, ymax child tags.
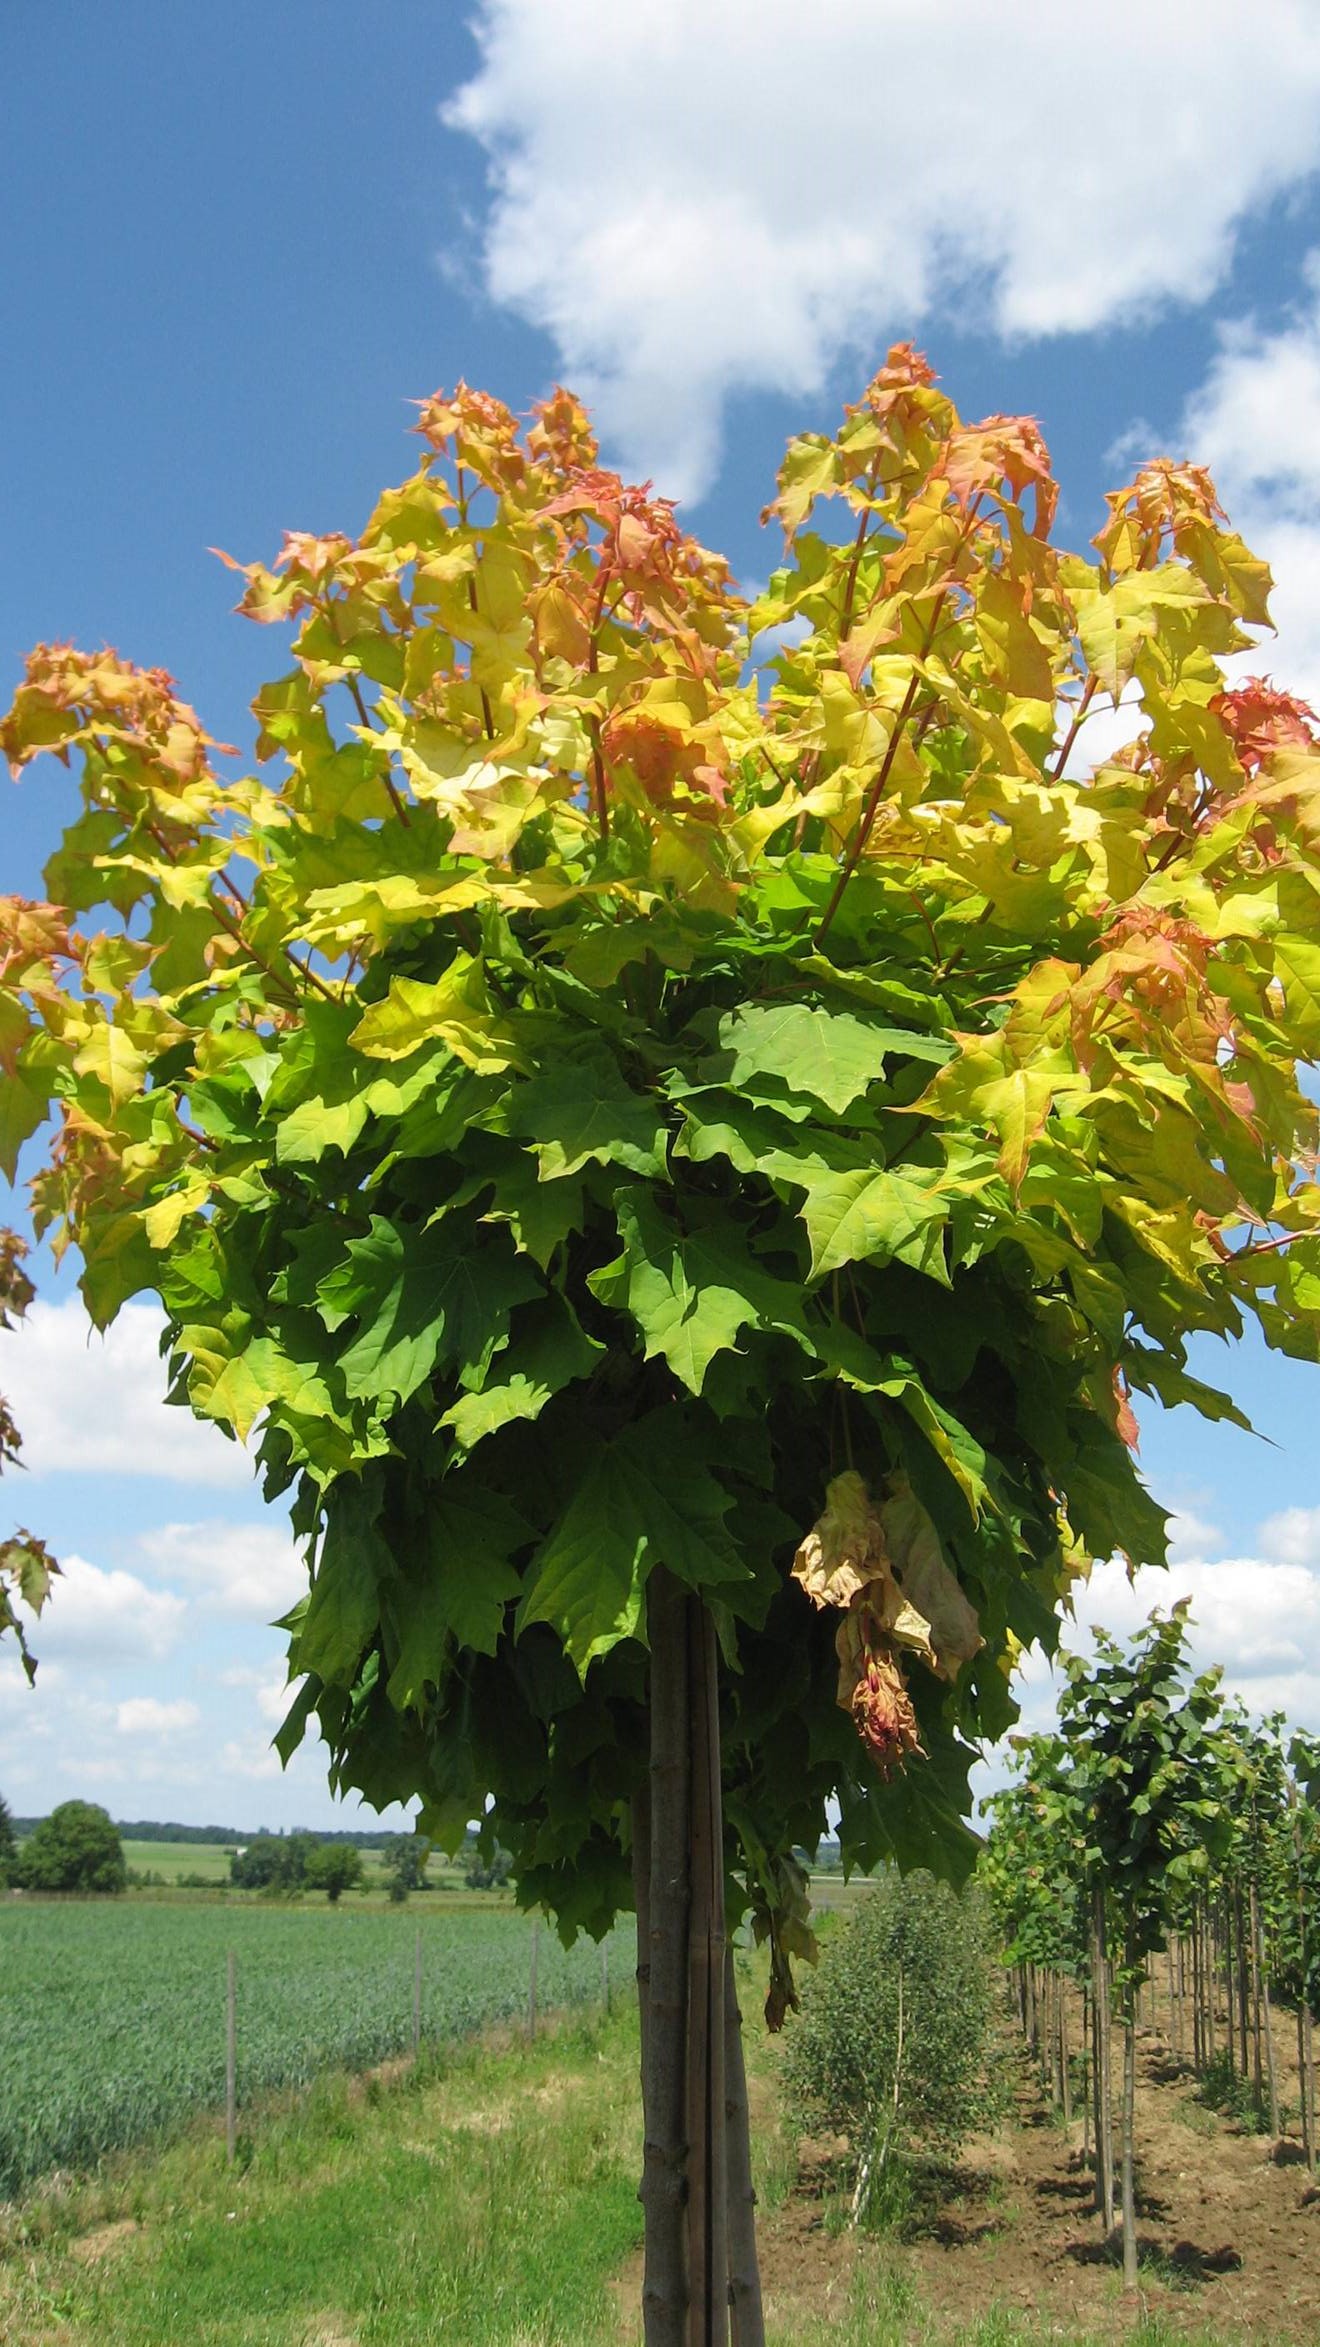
<box><xmin>672</xmin><ymin>1091</ymin><xmax>854</xmax><ymax>1181</ymax></box>
<box><xmin>386</xmin><ymin>1488</ymin><xmax>530</xmax><ymax>1705</ymax></box>
<box><xmin>508</xmin><ymin>1051</ymin><xmax>667</xmax><ymax>1180</ymax></box>
<box><xmin>518</xmin><ymin>1410</ymin><xmax>748</xmax><ymax>1670</ymax></box>
<box><xmin>440</xmin><ymin>1295</ymin><xmax>602</xmax><ymax>1452</ymax></box>
<box><xmin>295</xmin><ymin>1482</ymin><xmax>386</xmax><ymax>1683</ymax></box>
<box><xmin>328</xmin><ymin>1216</ymin><xmax>542</xmax><ymax>1404</ymax></box>
<box><xmin>0</xmin><ymin>1067</ymin><xmax>48</xmax><ymax>1183</ymax></box>
<box><xmin>475</xmin><ymin>1148</ymin><xmax>588</xmax><ymax>1268</ymax></box>
<box><xmin>796</xmin><ymin>1163</ymin><xmax>951</xmax><ymax>1283</ymax></box>
<box><xmin>708</xmin><ymin>1001</ymin><xmax>894</xmax><ymax>1116</ymax></box>
<box><xmin>590</xmin><ymin>1189</ymin><xmax>758</xmax><ymax>1393</ymax></box>
<box><xmin>590</xmin><ymin>1186</ymin><xmax>816</xmax><ymax>1395</ymax></box>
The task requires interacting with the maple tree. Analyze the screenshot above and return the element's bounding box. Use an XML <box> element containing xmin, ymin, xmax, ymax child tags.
<box><xmin>1057</xmin><ymin>1608</ymin><xmax>1228</xmax><ymax>2288</ymax></box>
<box><xmin>987</xmin><ymin>1634</ymin><xmax>1320</xmax><ymax>2278</ymax></box>
<box><xmin>5</xmin><ymin>349</ymin><xmax>1320</xmax><ymax>2341</ymax></box>
<box><xmin>0</xmin><ymin>1225</ymin><xmax>56</xmax><ymax>1680</ymax></box>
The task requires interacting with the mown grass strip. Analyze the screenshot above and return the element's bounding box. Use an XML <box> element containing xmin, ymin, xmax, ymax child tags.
<box><xmin>1</xmin><ymin>2007</ymin><xmax>643</xmax><ymax>2347</ymax></box>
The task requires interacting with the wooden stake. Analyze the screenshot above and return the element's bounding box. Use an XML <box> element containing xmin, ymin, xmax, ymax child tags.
<box><xmin>685</xmin><ymin>1597</ymin><xmax>729</xmax><ymax>2347</ymax></box>
<box><xmin>225</xmin><ymin>1950</ymin><xmax>237</xmax><ymax>2167</ymax></box>
<box><xmin>1120</xmin><ymin>1979</ymin><xmax>1138</xmax><ymax>2291</ymax></box>
<box><xmin>723</xmin><ymin>1949</ymin><xmax>764</xmax><ymax>2347</ymax></box>
<box><xmin>641</xmin><ymin>1566</ymin><xmax>692</xmax><ymax>2347</ymax></box>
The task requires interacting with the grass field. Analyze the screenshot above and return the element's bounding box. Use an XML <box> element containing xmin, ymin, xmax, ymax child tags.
<box><xmin>119</xmin><ymin>1837</ymin><xmax>479</xmax><ymax>1896</ymax></box>
<box><xmin>122</xmin><ymin>1840</ymin><xmax>235</xmax><ymax>1883</ymax></box>
<box><xmin>0</xmin><ymin>1898</ymin><xmax>622</xmax><ymax>2197</ymax></box>
<box><xmin>0</xmin><ymin>1993</ymin><xmax>1265</xmax><ymax>2347</ymax></box>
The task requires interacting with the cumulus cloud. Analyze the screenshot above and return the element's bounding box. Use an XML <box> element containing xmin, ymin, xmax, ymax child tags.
<box><xmin>1</xmin><ymin>1299</ymin><xmax>253</xmax><ymax>1487</ymax></box>
<box><xmin>136</xmin><ymin>1521</ymin><xmax>306</xmax><ymax>1622</ymax></box>
<box><xmin>1259</xmin><ymin>1506</ymin><xmax>1320</xmax><ymax>1569</ymax></box>
<box><xmin>221</xmin><ymin>1734</ymin><xmax>286</xmax><ymax>1783</ymax></box>
<box><xmin>446</xmin><ymin>0</ymin><xmax>1320</xmax><ymax>496</ymax></box>
<box><xmin>216</xmin><ymin>1663</ymin><xmax>300</xmax><ymax>1725</ymax></box>
<box><xmin>116</xmin><ymin>1696</ymin><xmax>200</xmax><ymax>1736</ymax></box>
<box><xmin>1177</xmin><ymin>257</ymin><xmax>1320</xmax><ymax>706</ymax></box>
<box><xmin>995</xmin><ymin>1532</ymin><xmax>1320</xmax><ymax>1798</ymax></box>
<box><xmin>14</xmin><ymin>1553</ymin><xmax>187</xmax><ymax>1663</ymax></box>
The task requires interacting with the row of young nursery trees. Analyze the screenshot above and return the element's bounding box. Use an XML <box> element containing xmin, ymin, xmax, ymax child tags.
<box><xmin>983</xmin><ymin>1604</ymin><xmax>1320</xmax><ymax>2292</ymax></box>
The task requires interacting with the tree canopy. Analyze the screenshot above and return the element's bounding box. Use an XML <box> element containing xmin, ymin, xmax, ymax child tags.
<box><xmin>17</xmin><ymin>1800</ymin><xmax>126</xmax><ymax>1894</ymax></box>
<box><xmin>4</xmin><ymin>349</ymin><xmax>1319</xmax><ymax>1976</ymax></box>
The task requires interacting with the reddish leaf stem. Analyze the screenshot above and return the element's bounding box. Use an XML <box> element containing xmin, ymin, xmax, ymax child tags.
<box><xmin>1051</xmin><ymin>674</ymin><xmax>1099</xmax><ymax>783</ymax></box>
<box><xmin>137</xmin><ymin>802</ymin><xmax>335</xmax><ymax>1007</ymax></box>
<box><xmin>814</xmin><ymin>670</ymin><xmax>923</xmax><ymax>945</ymax></box>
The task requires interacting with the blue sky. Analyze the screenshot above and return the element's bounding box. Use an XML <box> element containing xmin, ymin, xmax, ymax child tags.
<box><xmin>4</xmin><ymin>1</ymin><xmax>1320</xmax><ymax>1828</ymax></box>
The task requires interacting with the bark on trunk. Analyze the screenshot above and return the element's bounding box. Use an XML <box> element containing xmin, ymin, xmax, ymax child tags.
<box><xmin>641</xmin><ymin>1566</ymin><xmax>693</xmax><ymax>2346</ymax></box>
<box><xmin>1248</xmin><ymin>1878</ymin><xmax>1265</xmax><ymax>2109</ymax></box>
<box><xmin>1223</xmin><ymin>1895</ymin><xmax>1236</xmax><ymax>2075</ymax></box>
<box><xmin>1091</xmin><ymin>1885</ymin><xmax>1114</xmax><ymax>2233</ymax></box>
<box><xmin>1121</xmin><ymin>1982</ymin><xmax>1138</xmax><ymax>2292</ymax></box>
<box><xmin>633</xmin><ymin>1785</ymin><xmax>654</xmax><ymax>2104</ymax></box>
<box><xmin>1230</xmin><ymin>1886</ymin><xmax>1240</xmax><ymax>2093</ymax></box>
<box><xmin>685</xmin><ymin>1599</ymin><xmax>729</xmax><ymax>2347</ymax></box>
<box><xmin>1291</xmin><ymin>1784</ymin><xmax>1316</xmax><ymax>2173</ymax></box>
<box><xmin>1296</xmin><ymin>1999</ymin><xmax>1305</xmax><ymax>2178</ymax></box>
<box><xmin>723</xmin><ymin>1949</ymin><xmax>764</xmax><ymax>2347</ymax></box>
<box><xmin>637</xmin><ymin>1571</ymin><xmax>758</xmax><ymax>2347</ymax></box>
<box><xmin>1249</xmin><ymin>1878</ymin><xmax>1280</xmax><ymax>2141</ymax></box>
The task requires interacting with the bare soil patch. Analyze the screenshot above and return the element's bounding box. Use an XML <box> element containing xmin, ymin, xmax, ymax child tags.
<box><xmin>743</xmin><ymin>2004</ymin><xmax>1320</xmax><ymax>2339</ymax></box>
<box><xmin>66</xmin><ymin>2218</ymin><xmax>142</xmax><ymax>2265</ymax></box>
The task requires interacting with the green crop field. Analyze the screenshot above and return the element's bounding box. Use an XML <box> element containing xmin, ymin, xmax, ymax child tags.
<box><xmin>121</xmin><ymin>1839</ymin><xmax>235</xmax><ymax>1883</ymax></box>
<box><xmin>0</xmin><ymin>1898</ymin><xmax>622</xmax><ymax>2197</ymax></box>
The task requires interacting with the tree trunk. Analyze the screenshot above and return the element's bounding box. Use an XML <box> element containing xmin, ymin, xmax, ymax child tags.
<box><xmin>1296</xmin><ymin>1999</ymin><xmax>1305</xmax><ymax>2178</ymax></box>
<box><xmin>1091</xmin><ymin>1884</ymin><xmax>1114</xmax><ymax>2233</ymax></box>
<box><xmin>1248</xmin><ymin>1879</ymin><xmax>1265</xmax><ymax>2108</ymax></box>
<box><xmin>1081</xmin><ymin>1979</ymin><xmax>1091</xmax><ymax>2168</ymax></box>
<box><xmin>633</xmin><ymin>1785</ymin><xmax>653</xmax><ymax>2096</ymax></box>
<box><xmin>636</xmin><ymin>1570</ymin><xmax>756</xmax><ymax>2347</ymax></box>
<box><xmin>1059</xmin><ymin>1980</ymin><xmax>1072</xmax><ymax>2126</ymax></box>
<box><xmin>723</xmin><ymin>1948</ymin><xmax>764</xmax><ymax>2347</ymax></box>
<box><xmin>1191</xmin><ymin>1911</ymin><xmax>1202</xmax><ymax>2072</ymax></box>
<box><xmin>1221</xmin><ymin>1886</ymin><xmax>1230</xmax><ymax>2074</ymax></box>
<box><xmin>685</xmin><ymin>1597</ymin><xmax>730</xmax><ymax>2347</ymax></box>
<box><xmin>1249</xmin><ymin>1881</ymin><xmax>1280</xmax><ymax>2140</ymax></box>
<box><xmin>1290</xmin><ymin>1784</ymin><xmax>1316</xmax><ymax>2174</ymax></box>
<box><xmin>641</xmin><ymin>1566</ymin><xmax>692</xmax><ymax>2346</ymax></box>
<box><xmin>1235</xmin><ymin>1886</ymin><xmax>1251</xmax><ymax>2083</ymax></box>
<box><xmin>1121</xmin><ymin>1977</ymin><xmax>1138</xmax><ymax>2292</ymax></box>
<box><xmin>1202</xmin><ymin>1896</ymin><xmax>1211</xmax><ymax>2065</ymax></box>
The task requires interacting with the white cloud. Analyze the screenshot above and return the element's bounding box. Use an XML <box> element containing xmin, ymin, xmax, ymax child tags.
<box><xmin>221</xmin><ymin>1734</ymin><xmax>285</xmax><ymax>1783</ymax></box>
<box><xmin>1178</xmin><ymin>257</ymin><xmax>1320</xmax><ymax>707</ymax></box>
<box><xmin>215</xmin><ymin>1663</ymin><xmax>299</xmax><ymax>1725</ymax></box>
<box><xmin>1166</xmin><ymin>1506</ymin><xmax>1224</xmax><ymax>1565</ymax></box>
<box><xmin>116</xmin><ymin>1696</ymin><xmax>200</xmax><ymax>1736</ymax></box>
<box><xmin>446</xmin><ymin>0</ymin><xmax>1320</xmax><ymax>497</ymax></box>
<box><xmin>1259</xmin><ymin>1505</ymin><xmax>1320</xmax><ymax>1569</ymax></box>
<box><xmin>1071</xmin><ymin>1553</ymin><xmax>1320</xmax><ymax>1681</ymax></box>
<box><xmin>1</xmin><ymin>1299</ymin><xmax>254</xmax><ymax>1487</ymax></box>
<box><xmin>136</xmin><ymin>1521</ymin><xmax>305</xmax><ymax>1622</ymax></box>
<box><xmin>15</xmin><ymin>1553</ymin><xmax>187</xmax><ymax>1663</ymax></box>
<box><xmin>992</xmin><ymin>1539</ymin><xmax>1320</xmax><ymax>1793</ymax></box>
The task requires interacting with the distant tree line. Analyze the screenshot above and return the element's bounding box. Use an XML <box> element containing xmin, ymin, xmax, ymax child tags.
<box><xmin>11</xmin><ymin>1815</ymin><xmax>422</xmax><ymax>1848</ymax></box>
<box><xmin>230</xmin><ymin>1831</ymin><xmax>431</xmax><ymax>1902</ymax></box>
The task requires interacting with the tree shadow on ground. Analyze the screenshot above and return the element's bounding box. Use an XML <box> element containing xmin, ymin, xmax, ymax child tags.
<box><xmin>1064</xmin><ymin>2232</ymin><xmax>1242</xmax><ymax>2287</ymax></box>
